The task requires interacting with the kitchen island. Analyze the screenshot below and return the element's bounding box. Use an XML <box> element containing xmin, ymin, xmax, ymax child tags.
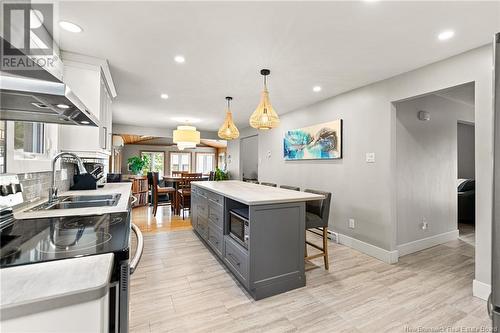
<box><xmin>190</xmin><ymin>180</ymin><xmax>324</xmax><ymax>300</ymax></box>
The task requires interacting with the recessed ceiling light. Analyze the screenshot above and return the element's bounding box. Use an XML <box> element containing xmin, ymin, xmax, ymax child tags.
<box><xmin>160</xmin><ymin>93</ymin><xmax>169</xmax><ymax>99</ymax></box>
<box><xmin>313</xmin><ymin>86</ymin><xmax>322</xmax><ymax>92</ymax></box>
<box><xmin>59</xmin><ymin>21</ymin><xmax>83</xmax><ymax>33</ymax></box>
<box><xmin>56</xmin><ymin>104</ymin><xmax>70</xmax><ymax>109</ymax></box>
<box><xmin>438</xmin><ymin>30</ymin><xmax>455</xmax><ymax>41</ymax></box>
<box><xmin>174</xmin><ymin>55</ymin><xmax>185</xmax><ymax>63</ymax></box>
<box><xmin>80</xmin><ymin>120</ymin><xmax>90</xmax><ymax>124</ymax></box>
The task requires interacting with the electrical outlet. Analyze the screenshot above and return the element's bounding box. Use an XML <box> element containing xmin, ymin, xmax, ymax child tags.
<box><xmin>421</xmin><ymin>218</ymin><xmax>428</xmax><ymax>230</ymax></box>
<box><xmin>60</xmin><ymin>169</ymin><xmax>68</xmax><ymax>181</ymax></box>
<box><xmin>366</xmin><ymin>153</ymin><xmax>375</xmax><ymax>163</ymax></box>
<box><xmin>348</xmin><ymin>218</ymin><xmax>355</xmax><ymax>229</ymax></box>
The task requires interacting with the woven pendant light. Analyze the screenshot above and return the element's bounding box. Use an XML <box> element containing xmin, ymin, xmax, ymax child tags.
<box><xmin>218</xmin><ymin>96</ymin><xmax>240</xmax><ymax>140</ymax></box>
<box><xmin>249</xmin><ymin>69</ymin><xmax>280</xmax><ymax>130</ymax></box>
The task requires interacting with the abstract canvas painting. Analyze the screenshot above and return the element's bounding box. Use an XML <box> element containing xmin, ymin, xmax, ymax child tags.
<box><xmin>283</xmin><ymin>119</ymin><xmax>343</xmax><ymax>160</ymax></box>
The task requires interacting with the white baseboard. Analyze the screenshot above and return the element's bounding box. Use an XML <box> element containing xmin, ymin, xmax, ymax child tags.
<box><xmin>327</xmin><ymin>230</ymin><xmax>338</xmax><ymax>243</ymax></box>
<box><xmin>397</xmin><ymin>230</ymin><xmax>459</xmax><ymax>257</ymax></box>
<box><xmin>337</xmin><ymin>233</ymin><xmax>399</xmax><ymax>264</ymax></box>
<box><xmin>473</xmin><ymin>279</ymin><xmax>491</xmax><ymax>300</ymax></box>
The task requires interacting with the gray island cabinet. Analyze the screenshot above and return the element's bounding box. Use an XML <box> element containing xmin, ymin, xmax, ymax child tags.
<box><xmin>190</xmin><ymin>180</ymin><xmax>324</xmax><ymax>300</ymax></box>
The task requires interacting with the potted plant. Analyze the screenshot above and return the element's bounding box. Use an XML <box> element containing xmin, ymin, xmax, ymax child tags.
<box><xmin>127</xmin><ymin>155</ymin><xmax>149</xmax><ymax>175</ymax></box>
<box><xmin>214</xmin><ymin>167</ymin><xmax>229</xmax><ymax>181</ymax></box>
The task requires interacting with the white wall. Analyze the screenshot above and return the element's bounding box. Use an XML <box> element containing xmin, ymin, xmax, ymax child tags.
<box><xmin>458</xmin><ymin>123</ymin><xmax>476</xmax><ymax>179</ymax></box>
<box><xmin>395</xmin><ymin>94</ymin><xmax>474</xmax><ymax>247</ymax></box>
<box><xmin>227</xmin><ymin>45</ymin><xmax>493</xmax><ymax>296</ymax></box>
<box><xmin>121</xmin><ymin>144</ymin><xmax>216</xmax><ymax>175</ymax></box>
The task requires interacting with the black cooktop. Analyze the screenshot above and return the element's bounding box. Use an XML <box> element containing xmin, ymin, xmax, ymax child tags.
<box><xmin>0</xmin><ymin>212</ymin><xmax>130</xmax><ymax>269</ymax></box>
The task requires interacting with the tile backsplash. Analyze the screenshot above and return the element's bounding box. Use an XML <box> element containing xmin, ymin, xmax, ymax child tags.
<box><xmin>18</xmin><ymin>163</ymin><xmax>75</xmax><ymax>204</ymax></box>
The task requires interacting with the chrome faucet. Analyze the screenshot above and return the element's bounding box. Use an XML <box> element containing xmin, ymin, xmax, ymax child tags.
<box><xmin>49</xmin><ymin>152</ymin><xmax>87</xmax><ymax>203</ymax></box>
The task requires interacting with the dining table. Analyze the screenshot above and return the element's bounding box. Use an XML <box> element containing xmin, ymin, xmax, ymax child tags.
<box><xmin>162</xmin><ymin>175</ymin><xmax>209</xmax><ymax>215</ymax></box>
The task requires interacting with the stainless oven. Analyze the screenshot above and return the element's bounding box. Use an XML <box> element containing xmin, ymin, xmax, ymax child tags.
<box><xmin>229</xmin><ymin>208</ymin><xmax>249</xmax><ymax>249</ymax></box>
<box><xmin>109</xmin><ymin>222</ymin><xmax>143</xmax><ymax>333</ymax></box>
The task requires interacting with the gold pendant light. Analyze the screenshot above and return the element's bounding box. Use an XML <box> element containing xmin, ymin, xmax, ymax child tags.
<box><xmin>249</xmin><ymin>69</ymin><xmax>280</xmax><ymax>130</ymax></box>
<box><xmin>218</xmin><ymin>96</ymin><xmax>240</xmax><ymax>140</ymax></box>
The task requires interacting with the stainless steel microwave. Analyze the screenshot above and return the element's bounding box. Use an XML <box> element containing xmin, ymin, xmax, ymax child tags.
<box><xmin>229</xmin><ymin>208</ymin><xmax>249</xmax><ymax>249</ymax></box>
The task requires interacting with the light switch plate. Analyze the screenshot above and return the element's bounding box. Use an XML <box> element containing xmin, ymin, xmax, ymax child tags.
<box><xmin>366</xmin><ymin>152</ymin><xmax>375</xmax><ymax>163</ymax></box>
<box><xmin>348</xmin><ymin>218</ymin><xmax>355</xmax><ymax>229</ymax></box>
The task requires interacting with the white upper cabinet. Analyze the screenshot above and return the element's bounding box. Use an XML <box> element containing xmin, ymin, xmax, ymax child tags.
<box><xmin>58</xmin><ymin>52</ymin><xmax>117</xmax><ymax>157</ymax></box>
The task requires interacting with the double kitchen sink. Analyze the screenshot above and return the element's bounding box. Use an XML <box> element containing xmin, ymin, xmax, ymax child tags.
<box><xmin>28</xmin><ymin>194</ymin><xmax>121</xmax><ymax>211</ymax></box>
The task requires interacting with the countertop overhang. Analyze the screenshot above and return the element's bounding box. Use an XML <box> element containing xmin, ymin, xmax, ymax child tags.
<box><xmin>14</xmin><ymin>182</ymin><xmax>132</xmax><ymax>220</ymax></box>
<box><xmin>0</xmin><ymin>253</ymin><xmax>113</xmax><ymax>320</ymax></box>
<box><xmin>191</xmin><ymin>180</ymin><xmax>324</xmax><ymax>205</ymax></box>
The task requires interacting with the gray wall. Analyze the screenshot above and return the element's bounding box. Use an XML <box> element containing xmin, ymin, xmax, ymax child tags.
<box><xmin>457</xmin><ymin>122</ymin><xmax>476</xmax><ymax>179</ymax></box>
<box><xmin>395</xmin><ymin>94</ymin><xmax>474</xmax><ymax>246</ymax></box>
<box><xmin>121</xmin><ymin>144</ymin><xmax>217</xmax><ymax>175</ymax></box>
<box><xmin>240</xmin><ymin>135</ymin><xmax>259</xmax><ymax>180</ymax></box>
<box><xmin>227</xmin><ymin>45</ymin><xmax>493</xmax><ymax>292</ymax></box>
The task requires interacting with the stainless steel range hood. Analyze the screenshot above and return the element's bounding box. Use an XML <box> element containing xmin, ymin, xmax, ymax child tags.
<box><xmin>0</xmin><ymin>35</ymin><xmax>98</xmax><ymax>126</ymax></box>
<box><xmin>0</xmin><ymin>74</ymin><xmax>99</xmax><ymax>126</ymax></box>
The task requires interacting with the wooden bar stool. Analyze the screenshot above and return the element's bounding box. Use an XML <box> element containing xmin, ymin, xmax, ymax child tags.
<box><xmin>303</xmin><ymin>189</ymin><xmax>332</xmax><ymax>270</ymax></box>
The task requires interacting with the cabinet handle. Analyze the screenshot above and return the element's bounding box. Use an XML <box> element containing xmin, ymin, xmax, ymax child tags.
<box><xmin>227</xmin><ymin>253</ymin><xmax>240</xmax><ymax>266</ymax></box>
<box><xmin>210</xmin><ymin>235</ymin><xmax>219</xmax><ymax>245</ymax></box>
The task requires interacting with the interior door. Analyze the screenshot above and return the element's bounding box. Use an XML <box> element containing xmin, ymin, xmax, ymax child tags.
<box><xmin>240</xmin><ymin>135</ymin><xmax>258</xmax><ymax>181</ymax></box>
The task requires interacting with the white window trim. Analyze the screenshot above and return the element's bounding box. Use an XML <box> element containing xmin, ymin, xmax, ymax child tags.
<box><xmin>196</xmin><ymin>152</ymin><xmax>216</xmax><ymax>174</ymax></box>
<box><xmin>141</xmin><ymin>151</ymin><xmax>165</xmax><ymax>174</ymax></box>
<box><xmin>6</xmin><ymin>122</ymin><xmax>59</xmax><ymax>173</ymax></box>
<box><xmin>170</xmin><ymin>152</ymin><xmax>191</xmax><ymax>174</ymax></box>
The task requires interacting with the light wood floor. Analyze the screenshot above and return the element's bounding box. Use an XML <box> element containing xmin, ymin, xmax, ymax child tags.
<box><xmin>132</xmin><ymin>205</ymin><xmax>193</xmax><ymax>234</ymax></box>
<box><xmin>459</xmin><ymin>223</ymin><xmax>475</xmax><ymax>246</ymax></box>
<box><xmin>129</xmin><ymin>211</ymin><xmax>489</xmax><ymax>333</ymax></box>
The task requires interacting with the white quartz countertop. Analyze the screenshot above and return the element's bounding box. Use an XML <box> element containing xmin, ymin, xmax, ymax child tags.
<box><xmin>0</xmin><ymin>253</ymin><xmax>113</xmax><ymax>320</ymax></box>
<box><xmin>14</xmin><ymin>182</ymin><xmax>132</xmax><ymax>220</ymax></box>
<box><xmin>192</xmin><ymin>180</ymin><xmax>324</xmax><ymax>205</ymax></box>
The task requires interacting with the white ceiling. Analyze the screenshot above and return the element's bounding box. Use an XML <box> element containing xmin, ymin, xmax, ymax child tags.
<box><xmin>58</xmin><ymin>1</ymin><xmax>500</xmax><ymax>132</ymax></box>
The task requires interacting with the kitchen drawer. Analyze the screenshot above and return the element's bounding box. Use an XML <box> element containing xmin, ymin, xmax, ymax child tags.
<box><xmin>224</xmin><ymin>237</ymin><xmax>249</xmax><ymax>284</ymax></box>
<box><xmin>207</xmin><ymin>222</ymin><xmax>223</xmax><ymax>257</ymax></box>
<box><xmin>197</xmin><ymin>199</ymin><xmax>209</xmax><ymax>220</ymax></box>
<box><xmin>196</xmin><ymin>216</ymin><xmax>208</xmax><ymax>240</ymax></box>
<box><xmin>207</xmin><ymin>191</ymin><xmax>223</xmax><ymax>206</ymax></box>
<box><xmin>208</xmin><ymin>200</ymin><xmax>223</xmax><ymax>228</ymax></box>
<box><xmin>196</xmin><ymin>187</ymin><xmax>208</xmax><ymax>198</ymax></box>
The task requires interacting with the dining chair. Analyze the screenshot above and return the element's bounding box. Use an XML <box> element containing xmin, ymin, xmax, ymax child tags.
<box><xmin>260</xmin><ymin>182</ymin><xmax>277</xmax><ymax>187</ymax></box>
<box><xmin>177</xmin><ymin>173</ymin><xmax>203</xmax><ymax>219</ymax></box>
<box><xmin>280</xmin><ymin>185</ymin><xmax>300</xmax><ymax>191</ymax></box>
<box><xmin>152</xmin><ymin>172</ymin><xmax>176</xmax><ymax>217</ymax></box>
<box><xmin>303</xmin><ymin>189</ymin><xmax>332</xmax><ymax>270</ymax></box>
